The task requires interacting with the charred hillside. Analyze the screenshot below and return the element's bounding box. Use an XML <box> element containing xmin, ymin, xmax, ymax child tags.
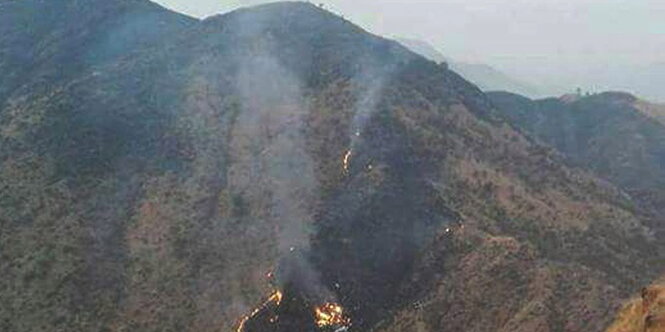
<box><xmin>1</xmin><ymin>1</ymin><xmax>663</xmax><ymax>332</ymax></box>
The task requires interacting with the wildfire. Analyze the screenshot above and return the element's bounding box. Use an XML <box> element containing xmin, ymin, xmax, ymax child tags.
<box><xmin>235</xmin><ymin>290</ymin><xmax>283</xmax><ymax>332</ymax></box>
<box><xmin>342</xmin><ymin>150</ymin><xmax>352</xmax><ymax>174</ymax></box>
<box><xmin>314</xmin><ymin>303</ymin><xmax>351</xmax><ymax>330</ymax></box>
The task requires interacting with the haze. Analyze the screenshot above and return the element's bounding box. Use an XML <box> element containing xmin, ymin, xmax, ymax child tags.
<box><xmin>153</xmin><ymin>0</ymin><xmax>665</xmax><ymax>100</ymax></box>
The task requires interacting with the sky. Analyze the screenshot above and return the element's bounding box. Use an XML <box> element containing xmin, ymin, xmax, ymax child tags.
<box><xmin>153</xmin><ymin>0</ymin><xmax>665</xmax><ymax>97</ymax></box>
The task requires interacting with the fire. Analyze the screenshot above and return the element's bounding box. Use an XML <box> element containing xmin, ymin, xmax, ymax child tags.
<box><xmin>269</xmin><ymin>291</ymin><xmax>283</xmax><ymax>305</ymax></box>
<box><xmin>342</xmin><ymin>150</ymin><xmax>352</xmax><ymax>174</ymax></box>
<box><xmin>235</xmin><ymin>290</ymin><xmax>283</xmax><ymax>332</ymax></box>
<box><xmin>314</xmin><ymin>303</ymin><xmax>351</xmax><ymax>329</ymax></box>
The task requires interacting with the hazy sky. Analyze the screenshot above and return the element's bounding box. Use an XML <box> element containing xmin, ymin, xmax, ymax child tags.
<box><xmin>153</xmin><ymin>0</ymin><xmax>664</xmax><ymax>93</ymax></box>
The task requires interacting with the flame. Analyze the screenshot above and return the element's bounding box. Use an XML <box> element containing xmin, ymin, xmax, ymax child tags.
<box><xmin>342</xmin><ymin>150</ymin><xmax>352</xmax><ymax>174</ymax></box>
<box><xmin>314</xmin><ymin>303</ymin><xmax>351</xmax><ymax>329</ymax></box>
<box><xmin>235</xmin><ymin>290</ymin><xmax>283</xmax><ymax>332</ymax></box>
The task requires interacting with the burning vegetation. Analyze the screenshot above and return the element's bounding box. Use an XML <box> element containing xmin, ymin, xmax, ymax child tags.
<box><xmin>235</xmin><ymin>270</ymin><xmax>351</xmax><ymax>332</ymax></box>
<box><xmin>236</xmin><ymin>290</ymin><xmax>283</xmax><ymax>332</ymax></box>
<box><xmin>342</xmin><ymin>150</ymin><xmax>352</xmax><ymax>174</ymax></box>
<box><xmin>235</xmin><ymin>291</ymin><xmax>351</xmax><ymax>331</ymax></box>
<box><xmin>315</xmin><ymin>303</ymin><xmax>351</xmax><ymax>330</ymax></box>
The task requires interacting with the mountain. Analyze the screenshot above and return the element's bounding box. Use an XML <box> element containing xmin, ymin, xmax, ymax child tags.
<box><xmin>396</xmin><ymin>38</ymin><xmax>541</xmax><ymax>97</ymax></box>
<box><xmin>396</xmin><ymin>40</ymin><xmax>665</xmax><ymax>104</ymax></box>
<box><xmin>488</xmin><ymin>91</ymin><xmax>665</xmax><ymax>221</ymax></box>
<box><xmin>503</xmin><ymin>62</ymin><xmax>665</xmax><ymax>104</ymax></box>
<box><xmin>488</xmin><ymin>90</ymin><xmax>665</xmax><ymax>330</ymax></box>
<box><xmin>488</xmin><ymin>91</ymin><xmax>665</xmax><ymax>330</ymax></box>
<box><xmin>0</xmin><ymin>0</ymin><xmax>195</xmax><ymax>104</ymax></box>
<box><xmin>1</xmin><ymin>1</ymin><xmax>664</xmax><ymax>332</ymax></box>
<box><xmin>394</xmin><ymin>38</ymin><xmax>449</xmax><ymax>63</ymax></box>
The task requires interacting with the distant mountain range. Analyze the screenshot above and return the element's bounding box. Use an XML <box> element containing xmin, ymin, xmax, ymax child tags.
<box><xmin>1</xmin><ymin>1</ymin><xmax>663</xmax><ymax>332</ymax></box>
<box><xmin>396</xmin><ymin>38</ymin><xmax>542</xmax><ymax>97</ymax></box>
<box><xmin>397</xmin><ymin>38</ymin><xmax>665</xmax><ymax>103</ymax></box>
<box><xmin>512</xmin><ymin>62</ymin><xmax>665</xmax><ymax>103</ymax></box>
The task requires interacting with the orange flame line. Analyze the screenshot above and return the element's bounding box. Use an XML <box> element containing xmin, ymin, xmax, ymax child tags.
<box><xmin>235</xmin><ymin>290</ymin><xmax>283</xmax><ymax>332</ymax></box>
<box><xmin>343</xmin><ymin>150</ymin><xmax>352</xmax><ymax>173</ymax></box>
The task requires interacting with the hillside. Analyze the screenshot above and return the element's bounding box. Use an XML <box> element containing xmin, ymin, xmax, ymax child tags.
<box><xmin>1</xmin><ymin>1</ymin><xmax>664</xmax><ymax>332</ymax></box>
<box><xmin>0</xmin><ymin>0</ymin><xmax>195</xmax><ymax>104</ymax></box>
<box><xmin>635</xmin><ymin>99</ymin><xmax>665</xmax><ymax>126</ymax></box>
<box><xmin>488</xmin><ymin>91</ymin><xmax>665</xmax><ymax>221</ymax></box>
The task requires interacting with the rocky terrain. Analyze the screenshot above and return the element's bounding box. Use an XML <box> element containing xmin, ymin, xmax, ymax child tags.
<box><xmin>607</xmin><ymin>276</ymin><xmax>665</xmax><ymax>332</ymax></box>
<box><xmin>1</xmin><ymin>1</ymin><xmax>663</xmax><ymax>331</ymax></box>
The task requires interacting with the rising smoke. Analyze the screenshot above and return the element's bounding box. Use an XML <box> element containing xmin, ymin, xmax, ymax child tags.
<box><xmin>226</xmin><ymin>6</ymin><xmax>333</xmax><ymax>306</ymax></box>
<box><xmin>225</xmin><ymin>5</ymin><xmax>406</xmax><ymax>330</ymax></box>
<box><xmin>343</xmin><ymin>59</ymin><xmax>397</xmax><ymax>176</ymax></box>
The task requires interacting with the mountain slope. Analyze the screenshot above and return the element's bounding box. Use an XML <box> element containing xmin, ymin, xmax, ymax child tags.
<box><xmin>635</xmin><ymin>99</ymin><xmax>665</xmax><ymax>126</ymax></box>
<box><xmin>488</xmin><ymin>91</ymin><xmax>665</xmax><ymax>331</ymax></box>
<box><xmin>488</xmin><ymin>91</ymin><xmax>665</xmax><ymax>220</ymax></box>
<box><xmin>1</xmin><ymin>2</ymin><xmax>663</xmax><ymax>332</ymax></box>
<box><xmin>0</xmin><ymin>0</ymin><xmax>195</xmax><ymax>104</ymax></box>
